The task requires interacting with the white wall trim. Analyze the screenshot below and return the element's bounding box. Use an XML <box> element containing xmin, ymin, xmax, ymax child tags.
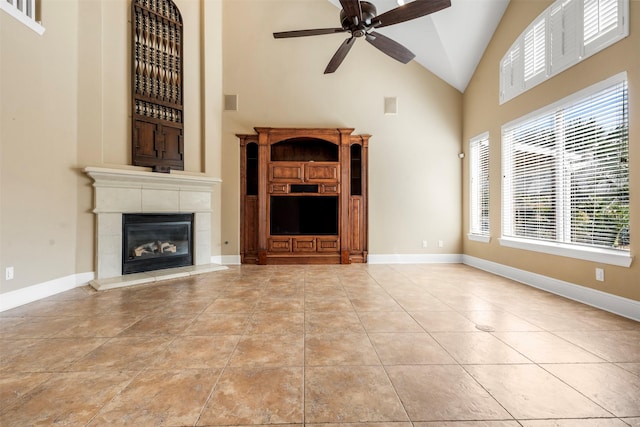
<box><xmin>3</xmin><ymin>256</ymin><xmax>636</xmax><ymax>322</ymax></box>
<box><xmin>0</xmin><ymin>272</ymin><xmax>94</xmax><ymax>312</ymax></box>
<box><xmin>463</xmin><ymin>255</ymin><xmax>640</xmax><ymax>321</ymax></box>
<box><xmin>499</xmin><ymin>236</ymin><xmax>633</xmax><ymax>267</ymax></box>
<box><xmin>219</xmin><ymin>255</ymin><xmax>241</xmax><ymax>265</ymax></box>
<box><xmin>468</xmin><ymin>234</ymin><xmax>491</xmax><ymax>243</ymax></box>
<box><xmin>368</xmin><ymin>254</ymin><xmax>463</xmax><ymax>264</ymax></box>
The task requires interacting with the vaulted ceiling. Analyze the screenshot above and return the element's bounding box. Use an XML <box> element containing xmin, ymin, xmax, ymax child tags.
<box><xmin>328</xmin><ymin>0</ymin><xmax>510</xmax><ymax>92</ymax></box>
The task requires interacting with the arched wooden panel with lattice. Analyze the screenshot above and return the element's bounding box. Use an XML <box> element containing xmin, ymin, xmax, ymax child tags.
<box><xmin>131</xmin><ymin>0</ymin><xmax>184</xmax><ymax>172</ymax></box>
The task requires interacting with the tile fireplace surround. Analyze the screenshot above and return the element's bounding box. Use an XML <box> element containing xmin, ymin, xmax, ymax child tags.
<box><xmin>84</xmin><ymin>166</ymin><xmax>226</xmax><ymax>291</ymax></box>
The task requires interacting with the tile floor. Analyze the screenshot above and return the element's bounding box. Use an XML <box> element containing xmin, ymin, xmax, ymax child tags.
<box><xmin>1</xmin><ymin>263</ymin><xmax>639</xmax><ymax>426</ymax></box>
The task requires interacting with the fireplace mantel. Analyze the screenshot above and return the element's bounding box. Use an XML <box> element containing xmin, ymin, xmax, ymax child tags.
<box><xmin>84</xmin><ymin>166</ymin><xmax>225</xmax><ymax>290</ymax></box>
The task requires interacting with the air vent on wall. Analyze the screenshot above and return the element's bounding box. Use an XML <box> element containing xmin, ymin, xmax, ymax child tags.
<box><xmin>224</xmin><ymin>94</ymin><xmax>238</xmax><ymax>111</ymax></box>
<box><xmin>384</xmin><ymin>97</ymin><xmax>398</xmax><ymax>115</ymax></box>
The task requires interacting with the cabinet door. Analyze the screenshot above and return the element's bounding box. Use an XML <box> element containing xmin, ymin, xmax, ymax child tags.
<box><xmin>268</xmin><ymin>238</ymin><xmax>291</xmax><ymax>252</ymax></box>
<box><xmin>305</xmin><ymin>163</ymin><xmax>339</xmax><ymax>182</ymax></box>
<box><xmin>243</xmin><ymin>196</ymin><xmax>259</xmax><ymax>259</ymax></box>
<box><xmin>350</xmin><ymin>197</ymin><xmax>364</xmax><ymax>253</ymax></box>
<box><xmin>161</xmin><ymin>125</ymin><xmax>184</xmax><ymax>163</ymax></box>
<box><xmin>270</xmin><ymin>184</ymin><xmax>288</xmax><ymax>194</ymax></box>
<box><xmin>292</xmin><ymin>238</ymin><xmax>316</xmax><ymax>252</ymax></box>
<box><xmin>158</xmin><ymin>125</ymin><xmax>184</xmax><ymax>171</ymax></box>
<box><xmin>269</xmin><ymin>163</ymin><xmax>303</xmax><ymax>182</ymax></box>
<box><xmin>320</xmin><ymin>184</ymin><xmax>339</xmax><ymax>194</ymax></box>
<box><xmin>317</xmin><ymin>237</ymin><xmax>340</xmax><ymax>252</ymax></box>
<box><xmin>133</xmin><ymin>121</ymin><xmax>159</xmax><ymax>163</ymax></box>
<box><xmin>132</xmin><ymin>121</ymin><xmax>184</xmax><ymax>172</ymax></box>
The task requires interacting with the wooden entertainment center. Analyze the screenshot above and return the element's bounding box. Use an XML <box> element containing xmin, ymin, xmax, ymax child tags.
<box><xmin>237</xmin><ymin>127</ymin><xmax>369</xmax><ymax>264</ymax></box>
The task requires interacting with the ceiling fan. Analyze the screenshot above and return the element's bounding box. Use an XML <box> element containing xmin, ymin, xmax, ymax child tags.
<box><xmin>273</xmin><ymin>0</ymin><xmax>451</xmax><ymax>74</ymax></box>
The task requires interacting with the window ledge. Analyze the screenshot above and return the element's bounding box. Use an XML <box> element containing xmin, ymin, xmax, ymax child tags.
<box><xmin>499</xmin><ymin>236</ymin><xmax>632</xmax><ymax>267</ymax></box>
<box><xmin>0</xmin><ymin>2</ymin><xmax>45</xmax><ymax>35</ymax></box>
<box><xmin>468</xmin><ymin>234</ymin><xmax>491</xmax><ymax>243</ymax></box>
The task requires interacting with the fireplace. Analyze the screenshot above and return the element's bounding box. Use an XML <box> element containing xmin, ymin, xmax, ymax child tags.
<box><xmin>122</xmin><ymin>213</ymin><xmax>194</xmax><ymax>274</ymax></box>
<box><xmin>84</xmin><ymin>166</ymin><xmax>225</xmax><ymax>290</ymax></box>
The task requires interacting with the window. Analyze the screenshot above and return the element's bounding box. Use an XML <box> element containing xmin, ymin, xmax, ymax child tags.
<box><xmin>501</xmin><ymin>73</ymin><xmax>630</xmax><ymax>267</ymax></box>
<box><xmin>583</xmin><ymin>0</ymin><xmax>624</xmax><ymax>54</ymax></box>
<box><xmin>469</xmin><ymin>133</ymin><xmax>490</xmax><ymax>242</ymax></box>
<box><xmin>1</xmin><ymin>0</ymin><xmax>44</xmax><ymax>34</ymax></box>
<box><xmin>524</xmin><ymin>19</ymin><xmax>547</xmax><ymax>87</ymax></box>
<box><xmin>500</xmin><ymin>41</ymin><xmax>522</xmax><ymax>103</ymax></box>
<box><xmin>550</xmin><ymin>0</ymin><xmax>580</xmax><ymax>73</ymax></box>
<box><xmin>500</xmin><ymin>0</ymin><xmax>628</xmax><ymax>104</ymax></box>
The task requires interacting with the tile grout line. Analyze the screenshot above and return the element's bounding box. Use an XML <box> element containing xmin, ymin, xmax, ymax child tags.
<box><xmin>343</xmin><ymin>267</ymin><xmax>414</xmax><ymax>424</ymax></box>
<box><xmin>192</xmin><ymin>273</ymin><xmax>261</xmax><ymax>426</ymax></box>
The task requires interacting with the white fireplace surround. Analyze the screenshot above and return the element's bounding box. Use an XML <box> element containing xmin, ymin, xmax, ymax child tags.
<box><xmin>84</xmin><ymin>166</ymin><xmax>225</xmax><ymax>290</ymax></box>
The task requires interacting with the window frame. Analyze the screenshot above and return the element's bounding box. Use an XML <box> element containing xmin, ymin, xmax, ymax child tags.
<box><xmin>468</xmin><ymin>132</ymin><xmax>491</xmax><ymax>243</ymax></box>
<box><xmin>500</xmin><ymin>72</ymin><xmax>631</xmax><ymax>267</ymax></box>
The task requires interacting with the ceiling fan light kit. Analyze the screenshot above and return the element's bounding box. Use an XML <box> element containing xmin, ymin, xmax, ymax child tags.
<box><xmin>273</xmin><ymin>0</ymin><xmax>451</xmax><ymax>74</ymax></box>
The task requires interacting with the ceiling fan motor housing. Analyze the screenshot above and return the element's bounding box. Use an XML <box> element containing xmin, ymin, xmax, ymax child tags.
<box><xmin>340</xmin><ymin>1</ymin><xmax>377</xmax><ymax>33</ymax></box>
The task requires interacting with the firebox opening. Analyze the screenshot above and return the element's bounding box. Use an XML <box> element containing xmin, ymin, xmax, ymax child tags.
<box><xmin>122</xmin><ymin>213</ymin><xmax>194</xmax><ymax>275</ymax></box>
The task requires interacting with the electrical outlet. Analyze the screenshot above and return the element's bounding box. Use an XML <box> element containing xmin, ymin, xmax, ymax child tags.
<box><xmin>5</xmin><ymin>267</ymin><xmax>14</xmax><ymax>281</ymax></box>
<box><xmin>438</xmin><ymin>240</ymin><xmax>444</xmax><ymax>248</ymax></box>
<box><xmin>595</xmin><ymin>268</ymin><xmax>604</xmax><ymax>282</ymax></box>
<box><xmin>422</xmin><ymin>240</ymin><xmax>428</xmax><ymax>248</ymax></box>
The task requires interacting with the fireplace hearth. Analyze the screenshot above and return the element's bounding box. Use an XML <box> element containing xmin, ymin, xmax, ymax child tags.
<box><xmin>122</xmin><ymin>213</ymin><xmax>194</xmax><ymax>274</ymax></box>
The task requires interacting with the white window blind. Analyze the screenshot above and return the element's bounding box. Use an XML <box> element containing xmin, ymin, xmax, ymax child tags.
<box><xmin>524</xmin><ymin>19</ymin><xmax>547</xmax><ymax>85</ymax></box>
<box><xmin>502</xmin><ymin>74</ymin><xmax>629</xmax><ymax>256</ymax></box>
<box><xmin>550</xmin><ymin>0</ymin><xmax>580</xmax><ymax>74</ymax></box>
<box><xmin>584</xmin><ymin>0</ymin><xmax>618</xmax><ymax>45</ymax></box>
<box><xmin>470</xmin><ymin>133</ymin><xmax>490</xmax><ymax>237</ymax></box>
<box><xmin>500</xmin><ymin>41</ymin><xmax>522</xmax><ymax>103</ymax></box>
<box><xmin>583</xmin><ymin>0</ymin><xmax>626</xmax><ymax>56</ymax></box>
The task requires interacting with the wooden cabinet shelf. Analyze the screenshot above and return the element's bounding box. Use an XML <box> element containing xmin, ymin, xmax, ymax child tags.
<box><xmin>238</xmin><ymin>127</ymin><xmax>369</xmax><ymax>265</ymax></box>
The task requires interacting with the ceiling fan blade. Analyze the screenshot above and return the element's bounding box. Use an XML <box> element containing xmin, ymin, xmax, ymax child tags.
<box><xmin>373</xmin><ymin>0</ymin><xmax>451</xmax><ymax>28</ymax></box>
<box><xmin>274</xmin><ymin>28</ymin><xmax>347</xmax><ymax>38</ymax></box>
<box><xmin>339</xmin><ymin>0</ymin><xmax>363</xmax><ymax>25</ymax></box>
<box><xmin>365</xmin><ymin>32</ymin><xmax>415</xmax><ymax>64</ymax></box>
<box><xmin>324</xmin><ymin>37</ymin><xmax>357</xmax><ymax>74</ymax></box>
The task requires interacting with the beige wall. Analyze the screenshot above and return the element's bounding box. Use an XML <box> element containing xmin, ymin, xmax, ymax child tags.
<box><xmin>4</xmin><ymin>0</ymin><xmax>634</xmax><ymax>307</ymax></box>
<box><xmin>220</xmin><ymin>0</ymin><xmax>463</xmax><ymax>258</ymax></box>
<box><xmin>1</xmin><ymin>0</ymin><xmax>223</xmax><ymax>295</ymax></box>
<box><xmin>1</xmin><ymin>1</ymin><xmax>80</xmax><ymax>294</ymax></box>
<box><xmin>462</xmin><ymin>0</ymin><xmax>640</xmax><ymax>300</ymax></box>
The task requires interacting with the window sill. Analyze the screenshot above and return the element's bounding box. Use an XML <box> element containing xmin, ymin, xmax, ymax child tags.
<box><xmin>468</xmin><ymin>234</ymin><xmax>491</xmax><ymax>243</ymax></box>
<box><xmin>499</xmin><ymin>236</ymin><xmax>632</xmax><ymax>267</ymax></box>
<box><xmin>0</xmin><ymin>3</ymin><xmax>45</xmax><ymax>35</ymax></box>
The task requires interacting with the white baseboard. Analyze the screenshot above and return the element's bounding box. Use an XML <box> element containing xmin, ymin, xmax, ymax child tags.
<box><xmin>463</xmin><ymin>255</ymin><xmax>640</xmax><ymax>322</ymax></box>
<box><xmin>368</xmin><ymin>253</ymin><xmax>463</xmax><ymax>264</ymax></box>
<box><xmin>0</xmin><ymin>272</ymin><xmax>94</xmax><ymax>312</ymax></box>
<box><xmin>3</xmin><ymin>256</ymin><xmax>637</xmax><ymax>322</ymax></box>
<box><xmin>219</xmin><ymin>255</ymin><xmax>241</xmax><ymax>265</ymax></box>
